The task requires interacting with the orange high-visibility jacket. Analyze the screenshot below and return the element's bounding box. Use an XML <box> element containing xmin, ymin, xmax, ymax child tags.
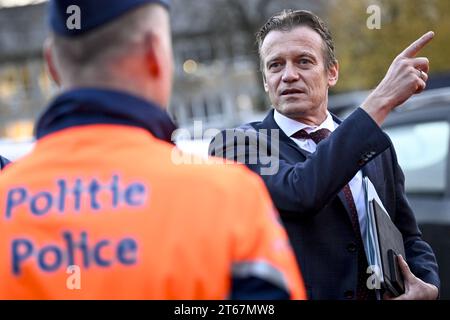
<box><xmin>0</xmin><ymin>89</ymin><xmax>306</xmax><ymax>300</ymax></box>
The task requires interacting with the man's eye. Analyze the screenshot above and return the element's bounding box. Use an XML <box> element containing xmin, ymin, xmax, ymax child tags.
<box><xmin>269</xmin><ymin>62</ymin><xmax>281</xmax><ymax>69</ymax></box>
<box><xmin>299</xmin><ymin>59</ymin><xmax>311</xmax><ymax>64</ymax></box>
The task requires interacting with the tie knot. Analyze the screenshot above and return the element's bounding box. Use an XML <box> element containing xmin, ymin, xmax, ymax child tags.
<box><xmin>292</xmin><ymin>128</ymin><xmax>331</xmax><ymax>144</ymax></box>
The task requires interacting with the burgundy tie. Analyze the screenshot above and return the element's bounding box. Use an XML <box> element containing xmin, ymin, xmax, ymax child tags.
<box><xmin>292</xmin><ymin>128</ymin><xmax>330</xmax><ymax>144</ymax></box>
<box><xmin>292</xmin><ymin>128</ymin><xmax>372</xmax><ymax>300</ymax></box>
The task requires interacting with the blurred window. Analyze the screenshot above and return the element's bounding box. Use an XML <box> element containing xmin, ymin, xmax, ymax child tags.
<box><xmin>385</xmin><ymin>121</ymin><xmax>449</xmax><ymax>194</ymax></box>
<box><xmin>178</xmin><ymin>40</ymin><xmax>213</xmax><ymax>64</ymax></box>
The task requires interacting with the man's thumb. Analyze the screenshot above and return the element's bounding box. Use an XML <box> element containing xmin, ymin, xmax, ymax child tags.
<box><xmin>398</xmin><ymin>255</ymin><xmax>415</xmax><ymax>282</ymax></box>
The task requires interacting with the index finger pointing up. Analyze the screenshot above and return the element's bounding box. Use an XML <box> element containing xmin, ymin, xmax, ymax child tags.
<box><xmin>399</xmin><ymin>31</ymin><xmax>435</xmax><ymax>58</ymax></box>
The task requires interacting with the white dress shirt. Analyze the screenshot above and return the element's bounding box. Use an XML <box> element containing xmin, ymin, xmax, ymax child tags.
<box><xmin>274</xmin><ymin>110</ymin><xmax>367</xmax><ymax>241</ymax></box>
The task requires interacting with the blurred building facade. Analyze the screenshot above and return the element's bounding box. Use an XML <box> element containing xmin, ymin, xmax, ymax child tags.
<box><xmin>0</xmin><ymin>3</ymin><xmax>49</xmax><ymax>140</ymax></box>
<box><xmin>0</xmin><ymin>0</ymin><xmax>326</xmax><ymax>140</ymax></box>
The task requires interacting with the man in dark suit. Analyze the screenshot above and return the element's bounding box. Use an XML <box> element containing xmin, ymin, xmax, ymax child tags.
<box><xmin>0</xmin><ymin>156</ymin><xmax>10</xmax><ymax>170</ymax></box>
<box><xmin>209</xmin><ymin>10</ymin><xmax>439</xmax><ymax>300</ymax></box>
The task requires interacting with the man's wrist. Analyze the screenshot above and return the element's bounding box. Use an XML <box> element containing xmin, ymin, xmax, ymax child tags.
<box><xmin>360</xmin><ymin>95</ymin><xmax>392</xmax><ymax>127</ymax></box>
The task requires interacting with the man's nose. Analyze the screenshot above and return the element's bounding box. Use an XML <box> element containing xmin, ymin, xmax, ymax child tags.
<box><xmin>282</xmin><ymin>63</ymin><xmax>300</xmax><ymax>82</ymax></box>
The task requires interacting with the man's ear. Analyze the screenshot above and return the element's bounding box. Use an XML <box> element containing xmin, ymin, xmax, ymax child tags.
<box><xmin>262</xmin><ymin>73</ymin><xmax>269</xmax><ymax>92</ymax></box>
<box><xmin>43</xmin><ymin>37</ymin><xmax>61</xmax><ymax>86</ymax></box>
<box><xmin>328</xmin><ymin>61</ymin><xmax>339</xmax><ymax>87</ymax></box>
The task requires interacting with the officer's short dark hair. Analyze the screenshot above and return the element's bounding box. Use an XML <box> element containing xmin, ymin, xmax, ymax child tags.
<box><xmin>52</xmin><ymin>3</ymin><xmax>160</xmax><ymax>78</ymax></box>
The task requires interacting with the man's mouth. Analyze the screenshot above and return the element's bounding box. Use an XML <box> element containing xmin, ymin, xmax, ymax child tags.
<box><xmin>280</xmin><ymin>89</ymin><xmax>305</xmax><ymax>96</ymax></box>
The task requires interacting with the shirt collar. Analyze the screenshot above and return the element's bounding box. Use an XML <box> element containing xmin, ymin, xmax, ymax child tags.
<box><xmin>35</xmin><ymin>88</ymin><xmax>177</xmax><ymax>143</ymax></box>
<box><xmin>273</xmin><ymin>109</ymin><xmax>337</xmax><ymax>138</ymax></box>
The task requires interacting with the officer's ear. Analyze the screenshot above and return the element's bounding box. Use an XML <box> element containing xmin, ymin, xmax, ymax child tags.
<box><xmin>142</xmin><ymin>29</ymin><xmax>173</xmax><ymax>108</ymax></box>
<box><xmin>143</xmin><ymin>32</ymin><xmax>163</xmax><ymax>78</ymax></box>
<box><xmin>43</xmin><ymin>37</ymin><xmax>61</xmax><ymax>86</ymax></box>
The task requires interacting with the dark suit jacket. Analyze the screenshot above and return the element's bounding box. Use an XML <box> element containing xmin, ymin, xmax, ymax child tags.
<box><xmin>0</xmin><ymin>156</ymin><xmax>10</xmax><ymax>170</ymax></box>
<box><xmin>209</xmin><ymin>108</ymin><xmax>440</xmax><ymax>300</ymax></box>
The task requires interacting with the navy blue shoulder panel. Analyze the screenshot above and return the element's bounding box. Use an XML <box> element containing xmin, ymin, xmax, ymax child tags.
<box><xmin>231</xmin><ymin>276</ymin><xmax>290</xmax><ymax>300</ymax></box>
<box><xmin>0</xmin><ymin>156</ymin><xmax>10</xmax><ymax>170</ymax></box>
<box><xmin>35</xmin><ymin>88</ymin><xmax>177</xmax><ymax>143</ymax></box>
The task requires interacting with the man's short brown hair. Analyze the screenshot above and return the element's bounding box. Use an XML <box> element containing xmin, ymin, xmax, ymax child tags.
<box><xmin>256</xmin><ymin>9</ymin><xmax>337</xmax><ymax>72</ymax></box>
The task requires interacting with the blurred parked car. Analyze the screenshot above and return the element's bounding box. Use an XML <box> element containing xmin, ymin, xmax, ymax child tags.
<box><xmin>0</xmin><ymin>138</ymin><xmax>34</xmax><ymax>162</ymax></box>
<box><xmin>383</xmin><ymin>87</ymin><xmax>450</xmax><ymax>299</ymax></box>
<box><xmin>328</xmin><ymin>90</ymin><xmax>371</xmax><ymax>118</ymax></box>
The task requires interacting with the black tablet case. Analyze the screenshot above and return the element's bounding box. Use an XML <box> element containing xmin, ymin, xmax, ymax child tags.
<box><xmin>371</xmin><ymin>200</ymin><xmax>406</xmax><ymax>296</ymax></box>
